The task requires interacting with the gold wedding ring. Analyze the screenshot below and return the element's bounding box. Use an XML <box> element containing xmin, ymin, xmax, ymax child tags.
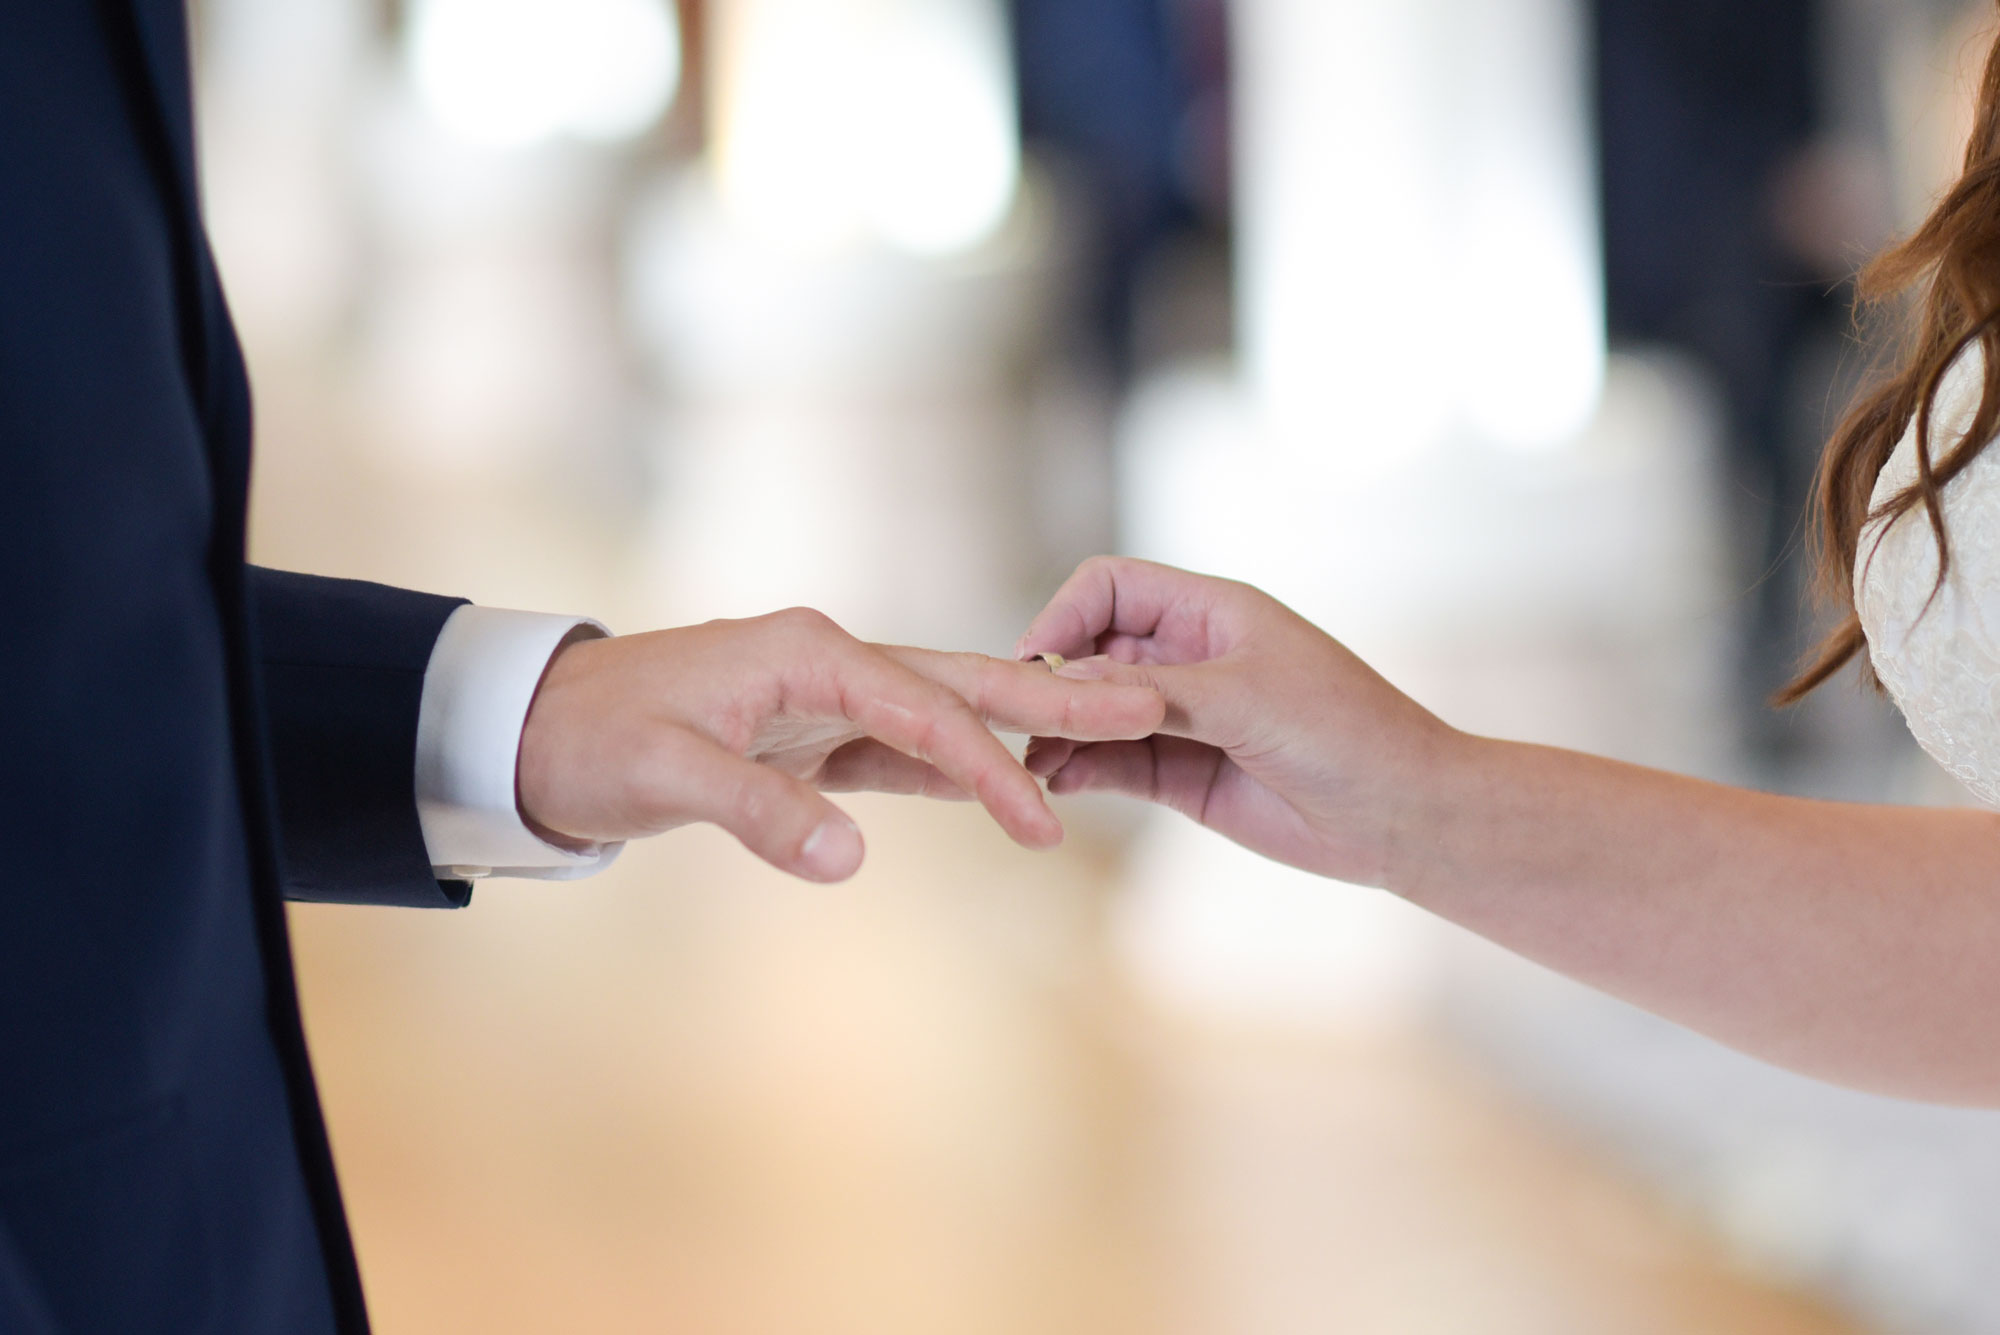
<box><xmin>1038</xmin><ymin>653</ymin><xmax>1068</xmax><ymax>672</ymax></box>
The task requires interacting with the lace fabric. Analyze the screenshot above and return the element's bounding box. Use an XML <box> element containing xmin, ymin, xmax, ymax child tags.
<box><xmin>1856</xmin><ymin>351</ymin><xmax>2000</xmax><ymax>803</ymax></box>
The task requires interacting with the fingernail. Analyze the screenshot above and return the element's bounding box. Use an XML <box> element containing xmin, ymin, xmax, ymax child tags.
<box><xmin>800</xmin><ymin>818</ymin><xmax>863</xmax><ymax>882</ymax></box>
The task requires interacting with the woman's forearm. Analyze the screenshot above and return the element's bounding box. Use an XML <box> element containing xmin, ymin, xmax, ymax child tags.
<box><xmin>1396</xmin><ymin>734</ymin><xmax>2000</xmax><ymax>1102</ymax></box>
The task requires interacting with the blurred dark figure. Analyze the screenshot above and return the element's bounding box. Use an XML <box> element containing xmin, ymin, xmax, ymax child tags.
<box><xmin>1009</xmin><ymin>0</ymin><xmax>1231</xmax><ymax>380</ymax></box>
<box><xmin>1594</xmin><ymin>0</ymin><xmax>1861</xmax><ymax>753</ymax></box>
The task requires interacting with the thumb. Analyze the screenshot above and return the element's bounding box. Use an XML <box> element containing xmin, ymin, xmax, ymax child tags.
<box><xmin>666</xmin><ymin>732</ymin><xmax>867</xmax><ymax>883</ymax></box>
<box><xmin>1052</xmin><ymin>657</ymin><xmax>1223</xmax><ymax>746</ymax></box>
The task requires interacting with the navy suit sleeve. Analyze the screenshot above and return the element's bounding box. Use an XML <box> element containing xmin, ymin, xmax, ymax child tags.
<box><xmin>247</xmin><ymin>566</ymin><xmax>474</xmax><ymax>909</ymax></box>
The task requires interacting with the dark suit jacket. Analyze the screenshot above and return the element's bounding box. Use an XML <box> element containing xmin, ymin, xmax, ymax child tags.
<box><xmin>2</xmin><ymin>4</ymin><xmax>473</xmax><ymax>1330</ymax></box>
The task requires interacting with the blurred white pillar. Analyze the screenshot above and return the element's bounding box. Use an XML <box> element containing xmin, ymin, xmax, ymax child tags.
<box><xmin>1234</xmin><ymin>0</ymin><xmax>1604</xmax><ymax>462</ymax></box>
<box><xmin>1113</xmin><ymin>0</ymin><xmax>1626</xmax><ymax>1031</ymax></box>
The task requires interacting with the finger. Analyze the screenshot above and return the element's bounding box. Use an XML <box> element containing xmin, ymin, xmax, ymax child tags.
<box><xmin>1048</xmin><ymin>656</ymin><xmax>1221</xmax><ymax>743</ymax></box>
<box><xmin>1016</xmin><ymin>555</ymin><xmax>1221</xmax><ymax>662</ymax></box>
<box><xmin>1024</xmin><ymin>736</ymin><xmax>1078</xmax><ymax>778</ymax></box>
<box><xmin>819</xmin><ymin>738</ymin><xmax>972</xmax><ymax>800</ymax></box>
<box><xmin>644</xmin><ymin>727</ymin><xmax>867</xmax><ymax>882</ymax></box>
<box><xmin>1047</xmin><ymin>736</ymin><xmax>1229</xmax><ymax>824</ymax></box>
<box><xmin>823</xmin><ymin>640</ymin><xmax>1067</xmax><ymax>850</ymax></box>
<box><xmin>877</xmin><ymin>646</ymin><xmax>1167</xmax><ymax>741</ymax></box>
<box><xmin>1097</xmin><ymin>633</ymin><xmax>1156</xmax><ymax>665</ymax></box>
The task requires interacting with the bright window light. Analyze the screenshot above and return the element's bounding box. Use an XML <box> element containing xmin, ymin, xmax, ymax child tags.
<box><xmin>1237</xmin><ymin>0</ymin><xmax>1603</xmax><ymax>461</ymax></box>
<box><xmin>712</xmin><ymin>0</ymin><xmax>1020</xmax><ymax>257</ymax></box>
<box><xmin>1452</xmin><ymin>0</ymin><xmax>1605</xmax><ymax>450</ymax></box>
<box><xmin>407</xmin><ymin>0</ymin><xmax>681</xmax><ymax>149</ymax></box>
<box><xmin>854</xmin><ymin>22</ymin><xmax>1020</xmax><ymax>254</ymax></box>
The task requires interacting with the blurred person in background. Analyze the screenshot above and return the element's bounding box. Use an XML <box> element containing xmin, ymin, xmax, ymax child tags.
<box><xmin>0</xmin><ymin>5</ymin><xmax>1164</xmax><ymax>1333</ymax></box>
<box><xmin>1010</xmin><ymin>0</ymin><xmax>1231</xmax><ymax>380</ymax></box>
<box><xmin>1019</xmin><ymin>6</ymin><xmax>2000</xmax><ymax>1110</ymax></box>
<box><xmin>1593</xmin><ymin>0</ymin><xmax>1845</xmax><ymax>744</ymax></box>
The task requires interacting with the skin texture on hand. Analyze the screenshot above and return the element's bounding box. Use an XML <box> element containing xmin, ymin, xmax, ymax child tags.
<box><xmin>1017</xmin><ymin>556</ymin><xmax>1456</xmax><ymax>887</ymax></box>
<box><xmin>514</xmin><ymin>607</ymin><xmax>1166</xmax><ymax>883</ymax></box>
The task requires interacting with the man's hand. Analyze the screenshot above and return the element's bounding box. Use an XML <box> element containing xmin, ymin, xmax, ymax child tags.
<box><xmin>515</xmin><ymin>608</ymin><xmax>1167</xmax><ymax>882</ymax></box>
<box><xmin>1017</xmin><ymin>557</ymin><xmax>1455</xmax><ymax>887</ymax></box>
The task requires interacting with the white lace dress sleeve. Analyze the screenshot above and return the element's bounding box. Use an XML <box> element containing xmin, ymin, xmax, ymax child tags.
<box><xmin>1855</xmin><ymin>349</ymin><xmax>2000</xmax><ymax>804</ymax></box>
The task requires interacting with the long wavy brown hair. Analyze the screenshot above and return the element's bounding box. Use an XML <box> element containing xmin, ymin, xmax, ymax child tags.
<box><xmin>1780</xmin><ymin>8</ymin><xmax>2000</xmax><ymax>704</ymax></box>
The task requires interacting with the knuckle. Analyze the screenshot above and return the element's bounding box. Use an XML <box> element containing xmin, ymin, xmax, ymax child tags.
<box><xmin>767</xmin><ymin>606</ymin><xmax>836</xmax><ymax>640</ymax></box>
<box><xmin>962</xmin><ymin>655</ymin><xmax>1004</xmax><ymax>716</ymax></box>
<box><xmin>971</xmin><ymin>765</ymin><xmax>1011</xmax><ymax>808</ymax></box>
<box><xmin>731</xmin><ymin>773</ymin><xmax>777</xmax><ymax>831</ymax></box>
<box><xmin>911</xmin><ymin>713</ymin><xmax>946</xmax><ymax>764</ymax></box>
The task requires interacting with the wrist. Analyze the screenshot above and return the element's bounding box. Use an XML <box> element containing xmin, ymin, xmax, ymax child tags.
<box><xmin>515</xmin><ymin>627</ymin><xmax>609</xmax><ymax>851</ymax></box>
<box><xmin>1378</xmin><ymin>721</ymin><xmax>1483</xmax><ymax>900</ymax></box>
<box><xmin>416</xmin><ymin>605</ymin><xmax>621</xmax><ymax>877</ymax></box>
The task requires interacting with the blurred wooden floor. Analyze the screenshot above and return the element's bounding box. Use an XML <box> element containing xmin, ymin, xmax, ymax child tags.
<box><xmin>287</xmin><ymin>798</ymin><xmax>1861</xmax><ymax>1335</ymax></box>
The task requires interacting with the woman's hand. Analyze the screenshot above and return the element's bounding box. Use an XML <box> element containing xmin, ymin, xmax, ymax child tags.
<box><xmin>1023</xmin><ymin>558</ymin><xmax>2000</xmax><ymax>1105</ymax></box>
<box><xmin>515</xmin><ymin>608</ymin><xmax>1167</xmax><ymax>883</ymax></box>
<box><xmin>1018</xmin><ymin>557</ymin><xmax>1456</xmax><ymax>887</ymax></box>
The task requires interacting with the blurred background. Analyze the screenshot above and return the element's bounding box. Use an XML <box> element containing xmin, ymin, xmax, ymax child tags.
<box><xmin>191</xmin><ymin>0</ymin><xmax>2000</xmax><ymax>1330</ymax></box>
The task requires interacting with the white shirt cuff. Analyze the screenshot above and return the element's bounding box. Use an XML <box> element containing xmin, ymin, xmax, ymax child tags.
<box><xmin>415</xmin><ymin>605</ymin><xmax>624</xmax><ymax>882</ymax></box>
